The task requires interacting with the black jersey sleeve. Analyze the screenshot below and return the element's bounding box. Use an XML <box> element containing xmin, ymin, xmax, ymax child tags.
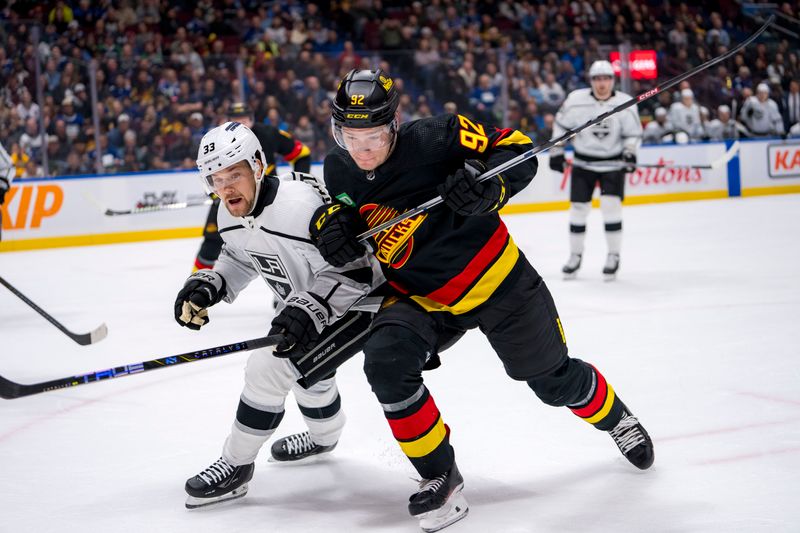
<box><xmin>253</xmin><ymin>123</ymin><xmax>311</xmax><ymax>172</ymax></box>
<box><xmin>443</xmin><ymin>113</ymin><xmax>537</xmax><ymax>197</ymax></box>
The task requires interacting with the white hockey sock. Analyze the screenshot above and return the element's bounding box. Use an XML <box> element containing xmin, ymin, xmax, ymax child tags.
<box><xmin>568</xmin><ymin>202</ymin><xmax>591</xmax><ymax>255</ymax></box>
<box><xmin>294</xmin><ymin>377</ymin><xmax>346</xmax><ymax>446</ymax></box>
<box><xmin>600</xmin><ymin>195</ymin><xmax>623</xmax><ymax>254</ymax></box>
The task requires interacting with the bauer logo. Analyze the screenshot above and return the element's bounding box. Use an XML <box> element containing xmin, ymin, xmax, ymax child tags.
<box><xmin>767</xmin><ymin>142</ymin><xmax>800</xmax><ymax>178</ymax></box>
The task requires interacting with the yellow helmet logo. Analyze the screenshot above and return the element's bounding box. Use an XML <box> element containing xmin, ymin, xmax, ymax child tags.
<box><xmin>379</xmin><ymin>75</ymin><xmax>393</xmax><ymax>92</ymax></box>
<box><xmin>346</xmin><ymin>113</ymin><xmax>370</xmax><ymax>119</ymax></box>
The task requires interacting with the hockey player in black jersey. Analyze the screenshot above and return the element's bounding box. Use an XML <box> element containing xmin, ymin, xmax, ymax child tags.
<box><xmin>310</xmin><ymin>69</ymin><xmax>654</xmax><ymax>532</ymax></box>
<box><xmin>193</xmin><ymin>102</ymin><xmax>312</xmax><ymax>271</ymax></box>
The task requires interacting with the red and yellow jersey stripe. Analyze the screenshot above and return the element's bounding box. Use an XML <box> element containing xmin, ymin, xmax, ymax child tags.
<box><xmin>389</xmin><ymin>221</ymin><xmax>520</xmax><ymax>315</ymax></box>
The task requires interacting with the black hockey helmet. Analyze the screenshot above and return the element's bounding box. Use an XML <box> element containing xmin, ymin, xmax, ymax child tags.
<box><xmin>332</xmin><ymin>69</ymin><xmax>399</xmax><ymax>128</ymax></box>
<box><xmin>228</xmin><ymin>102</ymin><xmax>252</xmax><ymax>118</ymax></box>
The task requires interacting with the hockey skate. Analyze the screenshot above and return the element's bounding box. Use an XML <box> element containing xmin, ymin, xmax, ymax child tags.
<box><xmin>185</xmin><ymin>457</ymin><xmax>254</xmax><ymax>509</ymax></box>
<box><xmin>562</xmin><ymin>253</ymin><xmax>582</xmax><ymax>280</ymax></box>
<box><xmin>408</xmin><ymin>463</ymin><xmax>469</xmax><ymax>532</ymax></box>
<box><xmin>270</xmin><ymin>431</ymin><xmax>337</xmax><ymax>462</ymax></box>
<box><xmin>608</xmin><ymin>407</ymin><xmax>654</xmax><ymax>470</ymax></box>
<box><xmin>602</xmin><ymin>253</ymin><xmax>620</xmax><ymax>281</ymax></box>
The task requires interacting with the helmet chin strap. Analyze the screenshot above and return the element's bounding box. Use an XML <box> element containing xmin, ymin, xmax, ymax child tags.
<box><xmin>246</xmin><ymin>163</ymin><xmax>265</xmax><ymax>216</ymax></box>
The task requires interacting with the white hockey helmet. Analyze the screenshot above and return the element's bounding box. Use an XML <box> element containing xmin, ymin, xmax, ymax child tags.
<box><xmin>196</xmin><ymin>121</ymin><xmax>266</xmax><ymax>195</ymax></box>
<box><xmin>588</xmin><ymin>60</ymin><xmax>615</xmax><ymax>78</ymax></box>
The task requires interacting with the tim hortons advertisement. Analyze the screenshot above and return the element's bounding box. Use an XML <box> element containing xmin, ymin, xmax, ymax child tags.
<box><xmin>508</xmin><ymin>142</ymin><xmax>730</xmax><ymax>208</ymax></box>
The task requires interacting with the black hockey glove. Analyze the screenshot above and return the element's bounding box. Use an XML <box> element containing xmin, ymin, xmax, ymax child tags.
<box><xmin>174</xmin><ymin>270</ymin><xmax>226</xmax><ymax>330</ymax></box>
<box><xmin>269</xmin><ymin>291</ymin><xmax>330</xmax><ymax>356</ymax></box>
<box><xmin>438</xmin><ymin>159</ymin><xmax>508</xmax><ymax>216</ymax></box>
<box><xmin>621</xmin><ymin>151</ymin><xmax>637</xmax><ymax>173</ymax></box>
<box><xmin>0</xmin><ymin>178</ymin><xmax>9</xmax><ymax>204</ymax></box>
<box><xmin>309</xmin><ymin>203</ymin><xmax>366</xmax><ymax>267</ymax></box>
<box><xmin>549</xmin><ymin>153</ymin><xmax>566</xmax><ymax>172</ymax></box>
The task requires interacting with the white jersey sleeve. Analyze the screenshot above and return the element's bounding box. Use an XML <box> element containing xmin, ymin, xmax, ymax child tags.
<box><xmin>0</xmin><ymin>142</ymin><xmax>14</xmax><ymax>188</ymax></box>
<box><xmin>213</xmin><ymin>178</ymin><xmax>383</xmax><ymax>319</ymax></box>
<box><xmin>551</xmin><ymin>89</ymin><xmax>642</xmax><ymax>166</ymax></box>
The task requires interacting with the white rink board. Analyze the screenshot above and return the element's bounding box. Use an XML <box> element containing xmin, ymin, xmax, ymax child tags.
<box><xmin>516</xmin><ymin>142</ymin><xmax>730</xmax><ymax>205</ymax></box>
<box><xmin>739</xmin><ymin>138</ymin><xmax>800</xmax><ymax>188</ymax></box>
<box><xmin>3</xmin><ymin>139</ymin><xmax>795</xmax><ymax>250</ymax></box>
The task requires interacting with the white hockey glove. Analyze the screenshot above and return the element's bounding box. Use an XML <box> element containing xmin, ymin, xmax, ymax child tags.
<box><xmin>174</xmin><ymin>271</ymin><xmax>226</xmax><ymax>330</ymax></box>
<box><xmin>268</xmin><ymin>291</ymin><xmax>330</xmax><ymax>356</ymax></box>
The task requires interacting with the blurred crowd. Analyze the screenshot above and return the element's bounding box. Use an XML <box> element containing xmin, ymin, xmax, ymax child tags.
<box><xmin>1</xmin><ymin>0</ymin><xmax>799</xmax><ymax>179</ymax></box>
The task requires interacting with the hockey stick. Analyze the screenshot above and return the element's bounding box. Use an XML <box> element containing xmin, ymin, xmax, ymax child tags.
<box><xmin>0</xmin><ymin>334</ymin><xmax>282</xmax><ymax>399</ymax></box>
<box><xmin>104</xmin><ymin>198</ymin><xmax>213</xmax><ymax>216</ymax></box>
<box><xmin>0</xmin><ymin>275</ymin><xmax>108</xmax><ymax>346</ymax></box>
<box><xmin>570</xmin><ymin>140</ymin><xmax>740</xmax><ymax>171</ymax></box>
<box><xmin>357</xmin><ymin>16</ymin><xmax>774</xmax><ymax>241</ymax></box>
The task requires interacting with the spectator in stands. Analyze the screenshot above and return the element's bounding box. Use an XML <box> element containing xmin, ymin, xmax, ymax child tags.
<box><xmin>19</xmin><ymin>118</ymin><xmax>45</xmax><ymax>161</ymax></box>
<box><xmin>782</xmin><ymin>79</ymin><xmax>800</xmax><ymax>132</ymax></box>
<box><xmin>15</xmin><ymin>88</ymin><xmax>40</xmax><ymax>123</ymax></box>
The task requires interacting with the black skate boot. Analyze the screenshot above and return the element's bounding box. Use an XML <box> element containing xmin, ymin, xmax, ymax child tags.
<box><xmin>603</xmin><ymin>253</ymin><xmax>620</xmax><ymax>281</ymax></box>
<box><xmin>185</xmin><ymin>457</ymin><xmax>254</xmax><ymax>509</ymax></box>
<box><xmin>270</xmin><ymin>431</ymin><xmax>337</xmax><ymax>462</ymax></box>
<box><xmin>562</xmin><ymin>253</ymin><xmax>582</xmax><ymax>280</ymax></box>
<box><xmin>408</xmin><ymin>463</ymin><xmax>469</xmax><ymax>532</ymax></box>
<box><xmin>608</xmin><ymin>408</ymin><xmax>654</xmax><ymax>470</ymax></box>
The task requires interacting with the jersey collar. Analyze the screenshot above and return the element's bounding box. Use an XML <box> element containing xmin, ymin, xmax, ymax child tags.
<box><xmin>246</xmin><ymin>176</ymin><xmax>279</xmax><ymax>219</ymax></box>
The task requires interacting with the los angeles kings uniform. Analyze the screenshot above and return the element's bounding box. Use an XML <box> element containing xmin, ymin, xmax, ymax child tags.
<box><xmin>212</xmin><ymin>176</ymin><xmax>382</xmax><ymax>465</ymax></box>
<box><xmin>198</xmin><ymin>124</ymin><xmax>312</xmax><ymax>269</ymax></box>
<box><xmin>322</xmin><ymin>114</ymin><xmax>622</xmax><ymax>479</ymax></box>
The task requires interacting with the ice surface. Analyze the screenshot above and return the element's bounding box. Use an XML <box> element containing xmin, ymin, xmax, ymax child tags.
<box><xmin>2</xmin><ymin>195</ymin><xmax>799</xmax><ymax>532</ymax></box>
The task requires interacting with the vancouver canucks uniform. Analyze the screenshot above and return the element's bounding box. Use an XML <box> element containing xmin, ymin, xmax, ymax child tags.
<box><xmin>322</xmin><ymin>114</ymin><xmax>633</xmax><ymax>480</ymax></box>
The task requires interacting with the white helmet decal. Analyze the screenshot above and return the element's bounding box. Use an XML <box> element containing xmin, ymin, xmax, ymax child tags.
<box><xmin>589</xmin><ymin>60</ymin><xmax>615</xmax><ymax>78</ymax></box>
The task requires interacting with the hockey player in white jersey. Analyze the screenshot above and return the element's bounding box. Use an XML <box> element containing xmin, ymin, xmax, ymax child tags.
<box><xmin>668</xmin><ymin>88</ymin><xmax>704</xmax><ymax>141</ymax></box>
<box><xmin>0</xmin><ymin>142</ymin><xmax>14</xmax><ymax>242</ymax></box>
<box><xmin>549</xmin><ymin>60</ymin><xmax>642</xmax><ymax>280</ymax></box>
<box><xmin>642</xmin><ymin>107</ymin><xmax>673</xmax><ymax>144</ymax></box>
<box><xmin>742</xmin><ymin>83</ymin><xmax>784</xmax><ymax>137</ymax></box>
<box><xmin>174</xmin><ymin>122</ymin><xmax>383</xmax><ymax>509</ymax></box>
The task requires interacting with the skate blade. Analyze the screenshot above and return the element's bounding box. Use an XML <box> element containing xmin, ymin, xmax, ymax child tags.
<box><xmin>417</xmin><ymin>489</ymin><xmax>469</xmax><ymax>532</ymax></box>
<box><xmin>563</xmin><ymin>271</ymin><xmax>578</xmax><ymax>280</ymax></box>
<box><xmin>603</xmin><ymin>272</ymin><xmax>617</xmax><ymax>282</ymax></box>
<box><xmin>185</xmin><ymin>484</ymin><xmax>249</xmax><ymax>509</ymax></box>
<box><xmin>267</xmin><ymin>450</ymin><xmax>335</xmax><ymax>465</ymax></box>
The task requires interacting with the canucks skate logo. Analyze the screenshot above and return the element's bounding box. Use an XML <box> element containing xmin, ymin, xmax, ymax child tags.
<box><xmin>360</xmin><ymin>203</ymin><xmax>427</xmax><ymax>269</ymax></box>
<box><xmin>248</xmin><ymin>252</ymin><xmax>293</xmax><ymax>300</ymax></box>
<box><xmin>592</xmin><ymin>120</ymin><xmax>612</xmax><ymax>140</ymax></box>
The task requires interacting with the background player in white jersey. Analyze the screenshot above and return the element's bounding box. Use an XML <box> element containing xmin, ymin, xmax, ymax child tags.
<box><xmin>549</xmin><ymin>60</ymin><xmax>642</xmax><ymax>280</ymax></box>
<box><xmin>174</xmin><ymin>122</ymin><xmax>383</xmax><ymax>509</ymax></box>
<box><xmin>706</xmin><ymin>105</ymin><xmax>743</xmax><ymax>141</ymax></box>
<box><xmin>742</xmin><ymin>83</ymin><xmax>784</xmax><ymax>137</ymax></box>
<box><xmin>642</xmin><ymin>107</ymin><xmax>673</xmax><ymax>144</ymax></box>
<box><xmin>668</xmin><ymin>88</ymin><xmax>704</xmax><ymax>141</ymax></box>
<box><xmin>0</xmin><ymin>142</ymin><xmax>14</xmax><ymax>242</ymax></box>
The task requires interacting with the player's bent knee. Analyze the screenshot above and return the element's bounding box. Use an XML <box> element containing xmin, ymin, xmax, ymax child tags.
<box><xmin>363</xmin><ymin>325</ymin><xmax>429</xmax><ymax>389</ymax></box>
<box><xmin>526</xmin><ymin>358</ymin><xmax>593</xmax><ymax>407</ymax></box>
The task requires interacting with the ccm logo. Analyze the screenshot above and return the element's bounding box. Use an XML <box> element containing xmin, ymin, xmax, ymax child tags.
<box><xmin>638</xmin><ymin>88</ymin><xmax>659</xmax><ymax>101</ymax></box>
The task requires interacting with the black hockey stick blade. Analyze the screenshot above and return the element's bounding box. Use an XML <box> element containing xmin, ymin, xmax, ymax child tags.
<box><xmin>357</xmin><ymin>16</ymin><xmax>775</xmax><ymax>241</ymax></box>
<box><xmin>0</xmin><ymin>275</ymin><xmax>108</xmax><ymax>346</ymax></box>
<box><xmin>0</xmin><ymin>334</ymin><xmax>282</xmax><ymax>399</ymax></box>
